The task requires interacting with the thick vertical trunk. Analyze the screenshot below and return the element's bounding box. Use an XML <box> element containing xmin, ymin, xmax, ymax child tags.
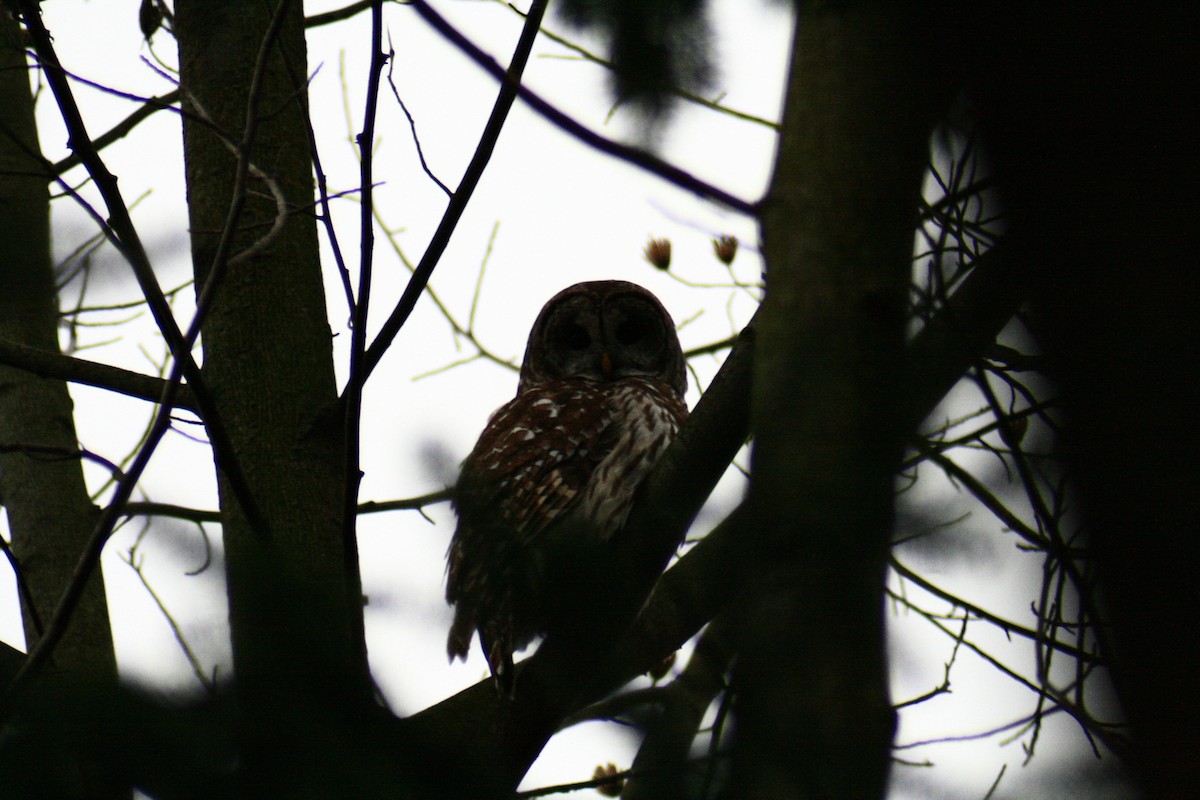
<box><xmin>174</xmin><ymin>0</ymin><xmax>369</xmax><ymax>732</ymax></box>
<box><xmin>0</xmin><ymin>8</ymin><xmax>117</xmax><ymax>686</ymax></box>
<box><xmin>965</xmin><ymin>7</ymin><xmax>1200</xmax><ymax>795</ymax></box>
<box><xmin>739</xmin><ymin>6</ymin><xmax>945</xmax><ymax>797</ymax></box>
<box><xmin>0</xmin><ymin>12</ymin><xmax>121</xmax><ymax>797</ymax></box>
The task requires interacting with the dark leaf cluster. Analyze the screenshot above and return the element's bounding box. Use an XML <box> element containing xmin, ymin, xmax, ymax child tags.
<box><xmin>555</xmin><ymin>0</ymin><xmax>714</xmax><ymax>121</ymax></box>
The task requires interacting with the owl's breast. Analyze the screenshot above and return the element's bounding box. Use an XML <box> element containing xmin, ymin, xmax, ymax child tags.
<box><xmin>579</xmin><ymin>377</ymin><xmax>688</xmax><ymax>537</ymax></box>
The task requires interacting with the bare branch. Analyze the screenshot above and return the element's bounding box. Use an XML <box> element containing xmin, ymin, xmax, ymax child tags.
<box><xmin>404</xmin><ymin>0</ymin><xmax>757</xmax><ymax>217</ymax></box>
<box><xmin>15</xmin><ymin>0</ymin><xmax>266</xmax><ymax>536</ymax></box>
<box><xmin>119</xmin><ymin>546</ymin><xmax>216</xmax><ymax>694</ymax></box>
<box><xmin>0</xmin><ymin>337</ymin><xmax>196</xmax><ymax>410</ymax></box>
<box><xmin>492</xmin><ymin>0</ymin><xmax>779</xmax><ymax>130</ymax></box>
<box><xmin>51</xmin><ymin>89</ymin><xmax>181</xmax><ymax>176</ymax></box>
<box><xmin>361</xmin><ymin>0</ymin><xmax>551</xmax><ymax>380</ymax></box>
<box><xmin>120</xmin><ymin>489</ymin><xmax>452</xmax><ymax>524</ymax></box>
<box><xmin>888</xmin><ymin>556</ymin><xmax>1099</xmax><ymax>664</ymax></box>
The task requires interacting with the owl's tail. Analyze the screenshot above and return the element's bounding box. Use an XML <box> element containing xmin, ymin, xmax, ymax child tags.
<box><xmin>483</xmin><ymin>631</ymin><xmax>517</xmax><ymax>698</ymax></box>
<box><xmin>447</xmin><ymin>608</ymin><xmax>476</xmax><ymax>663</ymax></box>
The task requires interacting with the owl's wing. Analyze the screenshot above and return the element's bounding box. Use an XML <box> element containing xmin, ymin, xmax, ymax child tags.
<box><xmin>446</xmin><ymin>381</ymin><xmax>619</xmax><ymax>670</ymax></box>
<box><xmin>453</xmin><ymin>381</ymin><xmax>619</xmax><ymax>545</ymax></box>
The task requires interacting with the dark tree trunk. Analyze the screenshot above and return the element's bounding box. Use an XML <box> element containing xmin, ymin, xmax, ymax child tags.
<box><xmin>0</xmin><ymin>7</ymin><xmax>117</xmax><ymax>691</ymax></box>
<box><xmin>740</xmin><ymin>6</ymin><xmax>948</xmax><ymax>797</ymax></box>
<box><xmin>0</xmin><ymin>12</ymin><xmax>121</xmax><ymax>798</ymax></box>
<box><xmin>963</xmin><ymin>6</ymin><xmax>1200</xmax><ymax>796</ymax></box>
<box><xmin>174</xmin><ymin>1</ymin><xmax>372</xmax><ymax>787</ymax></box>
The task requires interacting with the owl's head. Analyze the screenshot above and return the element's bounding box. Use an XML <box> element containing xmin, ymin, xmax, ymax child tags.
<box><xmin>517</xmin><ymin>281</ymin><xmax>686</xmax><ymax>398</ymax></box>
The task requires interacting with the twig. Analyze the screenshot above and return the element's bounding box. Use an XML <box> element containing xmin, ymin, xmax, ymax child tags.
<box><xmin>119</xmin><ymin>547</ymin><xmax>215</xmax><ymax>693</ymax></box>
<box><xmin>386</xmin><ymin>46</ymin><xmax>452</xmax><ymax>197</ymax></box>
<box><xmin>372</xmin><ymin>211</ymin><xmax>518</xmax><ymax>375</ymax></box>
<box><xmin>515</xmin><ymin>767</ymin><xmax>636</xmax><ymax>799</ymax></box>
<box><xmin>361</xmin><ymin>0</ymin><xmax>551</xmax><ymax>379</ymax></box>
<box><xmin>0</xmin><ymin>537</ymin><xmax>43</xmax><ymax>638</ymax></box>
<box><xmin>305</xmin><ymin>0</ymin><xmax>394</xmax><ymax>28</ymax></box>
<box><xmin>51</xmin><ymin>89</ymin><xmax>181</xmax><ymax>175</ymax></box>
<box><xmin>120</xmin><ymin>488</ymin><xmax>452</xmax><ymax>524</ymax></box>
<box><xmin>889</xmin><ymin>556</ymin><xmax>1098</xmax><ymax>663</ymax></box>
<box><xmin>0</xmin><ymin>443</ymin><xmax>126</xmax><ymax>481</ymax></box>
<box><xmin>892</xmin><ymin>615</ymin><xmax>966</xmax><ymax>709</ymax></box>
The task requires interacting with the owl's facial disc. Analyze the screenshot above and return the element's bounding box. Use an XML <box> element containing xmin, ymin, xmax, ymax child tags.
<box><xmin>517</xmin><ymin>281</ymin><xmax>686</xmax><ymax>397</ymax></box>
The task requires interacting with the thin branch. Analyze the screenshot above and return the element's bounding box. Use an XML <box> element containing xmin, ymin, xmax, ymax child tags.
<box><xmin>683</xmin><ymin>333</ymin><xmax>738</xmax><ymax>359</ymax></box>
<box><xmin>373</xmin><ymin>211</ymin><xmax>518</xmax><ymax>375</ymax></box>
<box><xmin>15</xmin><ymin>0</ymin><xmax>264</xmax><ymax>533</ymax></box>
<box><xmin>385</xmin><ymin>49</ymin><xmax>452</xmax><ymax>197</ymax></box>
<box><xmin>0</xmin><ymin>443</ymin><xmax>126</xmax><ymax>481</ymax></box>
<box><xmin>361</xmin><ymin>0</ymin><xmax>551</xmax><ymax>380</ymax></box>
<box><xmin>305</xmin><ymin>0</ymin><xmax>398</xmax><ymax>28</ymax></box>
<box><xmin>918</xmin><ymin>445</ymin><xmax>1046</xmax><ymax>549</ymax></box>
<box><xmin>892</xmin><ymin>615</ymin><xmax>966</xmax><ymax>710</ymax></box>
<box><xmin>894</xmin><ymin>588</ymin><xmax>1119</xmax><ymax>753</ymax></box>
<box><xmin>889</xmin><ymin>556</ymin><xmax>1098</xmax><ymax>663</ymax></box>
<box><xmin>51</xmin><ymin>89</ymin><xmax>181</xmax><ymax>176</ymax></box>
<box><xmin>120</xmin><ymin>489</ymin><xmax>452</xmax><ymax>524</ymax></box>
<box><xmin>894</xmin><ymin>709</ymin><xmax>1065</xmax><ymax>750</ymax></box>
<box><xmin>493</xmin><ymin>0</ymin><xmax>779</xmax><ymax>130</ymax></box>
<box><xmin>60</xmin><ymin>278</ymin><xmax>194</xmax><ymax>316</ymax></box>
<box><xmin>515</xmin><ymin>767</ymin><xmax>636</xmax><ymax>799</ymax></box>
<box><xmin>404</xmin><ymin>0</ymin><xmax>757</xmax><ymax>217</ymax></box>
<box><xmin>119</xmin><ymin>548</ymin><xmax>215</xmax><ymax>694</ymax></box>
<box><xmin>0</xmin><ymin>337</ymin><xmax>196</xmax><ymax>411</ymax></box>
<box><xmin>0</xmin><ymin>536</ymin><xmax>43</xmax><ymax>638</ymax></box>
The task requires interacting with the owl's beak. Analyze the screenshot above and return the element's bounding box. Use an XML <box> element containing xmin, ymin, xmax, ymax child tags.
<box><xmin>600</xmin><ymin>351</ymin><xmax>613</xmax><ymax>380</ymax></box>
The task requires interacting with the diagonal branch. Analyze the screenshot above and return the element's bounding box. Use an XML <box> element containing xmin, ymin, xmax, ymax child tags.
<box><xmin>403</xmin><ymin>229</ymin><xmax>1032</xmax><ymax>792</ymax></box>
<box><xmin>15</xmin><ymin>1</ymin><xmax>263</xmax><ymax>531</ymax></box>
<box><xmin>405</xmin><ymin>0</ymin><xmax>757</xmax><ymax>216</ymax></box>
<box><xmin>361</xmin><ymin>0</ymin><xmax>550</xmax><ymax>380</ymax></box>
<box><xmin>51</xmin><ymin>89</ymin><xmax>181</xmax><ymax>176</ymax></box>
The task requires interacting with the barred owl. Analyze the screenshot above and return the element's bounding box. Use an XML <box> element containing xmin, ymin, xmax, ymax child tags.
<box><xmin>446</xmin><ymin>280</ymin><xmax>688</xmax><ymax>693</ymax></box>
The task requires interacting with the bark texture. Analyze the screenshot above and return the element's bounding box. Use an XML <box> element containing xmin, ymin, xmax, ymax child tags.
<box><xmin>0</xmin><ymin>12</ymin><xmax>120</xmax><ymax>797</ymax></box>
<box><xmin>0</xmin><ymin>9</ymin><xmax>117</xmax><ymax>684</ymax></box>
<box><xmin>739</xmin><ymin>6</ymin><xmax>947</xmax><ymax>797</ymax></box>
<box><xmin>174</xmin><ymin>0</ymin><xmax>369</xmax><ymax>743</ymax></box>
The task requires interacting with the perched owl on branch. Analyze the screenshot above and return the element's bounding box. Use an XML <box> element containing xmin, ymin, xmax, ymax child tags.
<box><xmin>446</xmin><ymin>280</ymin><xmax>688</xmax><ymax>694</ymax></box>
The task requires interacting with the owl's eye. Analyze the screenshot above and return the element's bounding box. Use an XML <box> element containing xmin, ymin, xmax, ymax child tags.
<box><xmin>554</xmin><ymin>322</ymin><xmax>592</xmax><ymax>351</ymax></box>
<box><xmin>615</xmin><ymin>316</ymin><xmax>649</xmax><ymax>347</ymax></box>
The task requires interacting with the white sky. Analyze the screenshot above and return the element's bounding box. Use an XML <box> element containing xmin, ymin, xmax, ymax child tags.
<box><xmin>0</xmin><ymin>2</ymin><xmax>1132</xmax><ymax>798</ymax></box>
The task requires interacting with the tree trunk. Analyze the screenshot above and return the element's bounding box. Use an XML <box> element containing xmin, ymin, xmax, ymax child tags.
<box><xmin>174</xmin><ymin>0</ymin><xmax>371</xmax><ymax>769</ymax></box>
<box><xmin>0</xmin><ymin>12</ymin><xmax>121</xmax><ymax>797</ymax></box>
<box><xmin>963</xmin><ymin>7</ymin><xmax>1200</xmax><ymax>795</ymax></box>
<box><xmin>0</xmin><ymin>7</ymin><xmax>117</xmax><ymax>688</ymax></box>
<box><xmin>739</xmin><ymin>6</ymin><xmax>946</xmax><ymax>797</ymax></box>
